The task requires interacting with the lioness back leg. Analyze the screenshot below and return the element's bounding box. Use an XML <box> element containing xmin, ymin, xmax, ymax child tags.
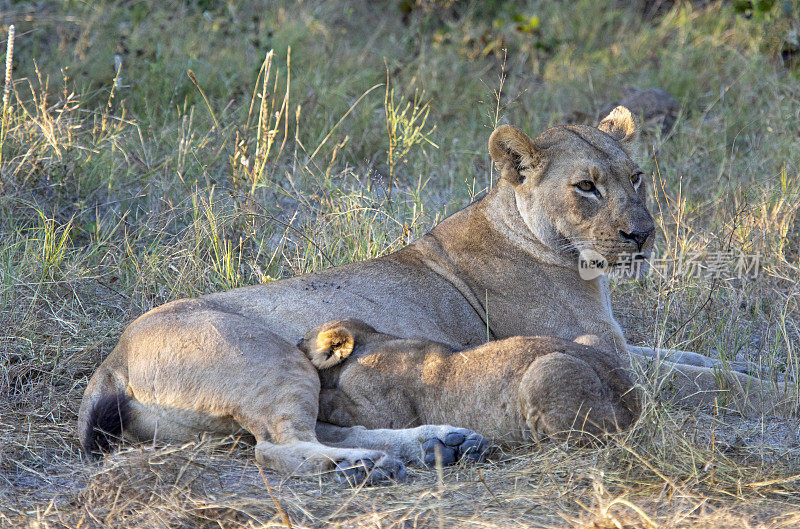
<box><xmin>164</xmin><ymin>306</ymin><xmax>406</xmax><ymax>482</ymax></box>
<box><xmin>228</xmin><ymin>369</ymin><xmax>406</xmax><ymax>480</ymax></box>
<box><xmin>81</xmin><ymin>299</ymin><xmax>406</xmax><ymax>483</ymax></box>
<box><xmin>520</xmin><ymin>352</ymin><xmax>637</xmax><ymax>440</ymax></box>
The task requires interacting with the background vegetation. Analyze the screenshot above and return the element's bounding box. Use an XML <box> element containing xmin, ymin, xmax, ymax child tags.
<box><xmin>1</xmin><ymin>0</ymin><xmax>799</xmax><ymax>527</ymax></box>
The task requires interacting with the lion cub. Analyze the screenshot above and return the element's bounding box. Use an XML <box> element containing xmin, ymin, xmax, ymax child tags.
<box><xmin>299</xmin><ymin>319</ymin><xmax>640</xmax><ymax>445</ymax></box>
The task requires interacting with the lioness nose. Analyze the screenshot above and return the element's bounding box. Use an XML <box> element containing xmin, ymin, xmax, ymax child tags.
<box><xmin>619</xmin><ymin>228</ymin><xmax>652</xmax><ymax>251</ymax></box>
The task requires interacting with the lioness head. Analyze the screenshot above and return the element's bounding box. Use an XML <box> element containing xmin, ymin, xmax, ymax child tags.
<box><xmin>298</xmin><ymin>319</ymin><xmax>378</xmax><ymax>369</ymax></box>
<box><xmin>489</xmin><ymin>106</ymin><xmax>655</xmax><ymax>276</ymax></box>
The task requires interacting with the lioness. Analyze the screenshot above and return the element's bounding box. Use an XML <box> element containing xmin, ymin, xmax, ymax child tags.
<box><xmin>79</xmin><ymin>107</ymin><xmax>792</xmax><ymax>483</ymax></box>
<box><xmin>300</xmin><ymin>319</ymin><xmax>640</xmax><ymax>467</ymax></box>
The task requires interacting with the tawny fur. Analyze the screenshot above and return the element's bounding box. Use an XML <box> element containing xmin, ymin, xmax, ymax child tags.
<box><xmin>299</xmin><ymin>319</ymin><xmax>641</xmax><ymax>442</ymax></box>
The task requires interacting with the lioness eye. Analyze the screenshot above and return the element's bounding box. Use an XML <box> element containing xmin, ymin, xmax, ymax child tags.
<box><xmin>575</xmin><ymin>180</ymin><xmax>597</xmax><ymax>193</ymax></box>
<box><xmin>631</xmin><ymin>172</ymin><xmax>643</xmax><ymax>187</ymax></box>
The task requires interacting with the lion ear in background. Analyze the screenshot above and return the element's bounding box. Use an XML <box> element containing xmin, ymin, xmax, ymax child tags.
<box><xmin>488</xmin><ymin>125</ymin><xmax>541</xmax><ymax>186</ymax></box>
<box><xmin>598</xmin><ymin>105</ymin><xmax>640</xmax><ymax>158</ymax></box>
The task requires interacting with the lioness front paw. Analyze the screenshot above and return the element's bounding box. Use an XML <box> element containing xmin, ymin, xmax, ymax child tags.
<box><xmin>421</xmin><ymin>428</ymin><xmax>489</xmax><ymax>467</ymax></box>
<box><xmin>334</xmin><ymin>455</ymin><xmax>408</xmax><ymax>486</ymax></box>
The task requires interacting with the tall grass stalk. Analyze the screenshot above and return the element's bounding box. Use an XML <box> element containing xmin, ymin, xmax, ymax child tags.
<box><xmin>232</xmin><ymin>48</ymin><xmax>292</xmax><ymax>196</ymax></box>
<box><xmin>252</xmin><ymin>48</ymin><xmax>291</xmax><ymax>195</ymax></box>
<box><xmin>0</xmin><ymin>24</ymin><xmax>15</xmax><ymax>180</ymax></box>
<box><xmin>383</xmin><ymin>72</ymin><xmax>438</xmax><ymax>201</ymax></box>
<box><xmin>33</xmin><ymin>208</ymin><xmax>73</xmax><ymax>281</ymax></box>
<box><xmin>187</xmin><ymin>69</ymin><xmax>220</xmax><ymax>131</ymax></box>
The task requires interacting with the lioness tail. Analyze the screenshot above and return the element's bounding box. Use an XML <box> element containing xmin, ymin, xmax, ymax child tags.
<box><xmin>82</xmin><ymin>392</ymin><xmax>130</xmax><ymax>457</ymax></box>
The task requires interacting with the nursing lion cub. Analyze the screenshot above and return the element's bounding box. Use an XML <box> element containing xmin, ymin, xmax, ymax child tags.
<box><xmin>300</xmin><ymin>319</ymin><xmax>641</xmax><ymax>466</ymax></box>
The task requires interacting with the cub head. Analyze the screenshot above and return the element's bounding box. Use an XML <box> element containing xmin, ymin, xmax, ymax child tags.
<box><xmin>489</xmin><ymin>106</ymin><xmax>655</xmax><ymax>277</ymax></box>
<box><xmin>297</xmin><ymin>319</ymin><xmax>378</xmax><ymax>369</ymax></box>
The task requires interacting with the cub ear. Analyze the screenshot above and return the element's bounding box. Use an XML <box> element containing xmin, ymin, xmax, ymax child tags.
<box><xmin>598</xmin><ymin>106</ymin><xmax>640</xmax><ymax>157</ymax></box>
<box><xmin>309</xmin><ymin>327</ymin><xmax>355</xmax><ymax>369</ymax></box>
<box><xmin>488</xmin><ymin>125</ymin><xmax>539</xmax><ymax>185</ymax></box>
<box><xmin>573</xmin><ymin>334</ymin><xmax>601</xmax><ymax>347</ymax></box>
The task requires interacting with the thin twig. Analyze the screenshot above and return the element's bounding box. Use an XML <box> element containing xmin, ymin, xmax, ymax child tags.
<box><xmin>258</xmin><ymin>466</ymin><xmax>293</xmax><ymax>529</ymax></box>
<box><xmin>187</xmin><ymin>69</ymin><xmax>220</xmax><ymax>131</ymax></box>
<box><xmin>489</xmin><ymin>49</ymin><xmax>506</xmax><ymax>185</ymax></box>
<box><xmin>384</xmin><ymin>58</ymin><xmax>393</xmax><ymax>201</ymax></box>
<box><xmin>306</xmin><ymin>83</ymin><xmax>383</xmax><ymax>165</ymax></box>
<box><xmin>249</xmin><ymin>199</ymin><xmax>335</xmax><ymax>266</ymax></box>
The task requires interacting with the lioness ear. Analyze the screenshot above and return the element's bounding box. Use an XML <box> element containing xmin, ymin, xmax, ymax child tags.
<box><xmin>488</xmin><ymin>125</ymin><xmax>539</xmax><ymax>185</ymax></box>
<box><xmin>598</xmin><ymin>106</ymin><xmax>640</xmax><ymax>157</ymax></box>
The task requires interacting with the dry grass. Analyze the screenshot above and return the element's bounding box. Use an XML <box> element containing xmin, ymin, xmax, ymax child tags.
<box><xmin>3</xmin><ymin>409</ymin><xmax>799</xmax><ymax>528</ymax></box>
<box><xmin>1</xmin><ymin>0</ymin><xmax>800</xmax><ymax>527</ymax></box>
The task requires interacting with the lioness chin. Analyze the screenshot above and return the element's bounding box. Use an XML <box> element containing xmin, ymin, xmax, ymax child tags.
<box><xmin>79</xmin><ymin>106</ymin><xmax>795</xmax><ymax>484</ymax></box>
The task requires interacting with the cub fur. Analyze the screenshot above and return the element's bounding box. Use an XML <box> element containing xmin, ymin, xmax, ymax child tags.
<box><xmin>299</xmin><ymin>319</ymin><xmax>641</xmax><ymax>443</ymax></box>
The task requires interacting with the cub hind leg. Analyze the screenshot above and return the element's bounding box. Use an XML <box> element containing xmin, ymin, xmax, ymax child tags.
<box><xmin>520</xmin><ymin>352</ymin><xmax>639</xmax><ymax>441</ymax></box>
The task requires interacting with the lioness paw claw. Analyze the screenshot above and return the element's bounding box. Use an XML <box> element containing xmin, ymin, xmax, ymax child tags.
<box><xmin>458</xmin><ymin>434</ymin><xmax>489</xmax><ymax>461</ymax></box>
<box><xmin>422</xmin><ymin>438</ymin><xmax>456</xmax><ymax>467</ymax></box>
<box><xmin>422</xmin><ymin>428</ymin><xmax>489</xmax><ymax>467</ymax></box>
<box><xmin>334</xmin><ymin>456</ymin><xmax>407</xmax><ymax>486</ymax></box>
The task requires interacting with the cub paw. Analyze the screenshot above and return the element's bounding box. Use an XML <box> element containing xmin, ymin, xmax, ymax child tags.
<box><xmin>421</xmin><ymin>428</ymin><xmax>489</xmax><ymax>468</ymax></box>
